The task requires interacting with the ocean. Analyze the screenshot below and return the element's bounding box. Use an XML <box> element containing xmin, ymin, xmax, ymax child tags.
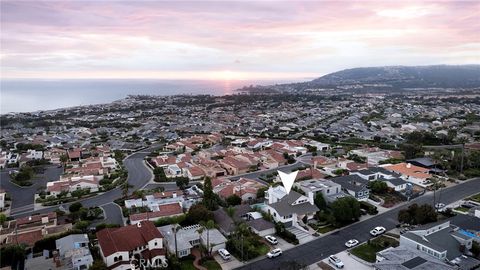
<box><xmin>0</xmin><ymin>79</ymin><xmax>296</xmax><ymax>114</ymax></box>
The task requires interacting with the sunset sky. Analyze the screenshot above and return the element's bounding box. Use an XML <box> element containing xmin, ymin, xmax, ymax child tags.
<box><xmin>1</xmin><ymin>0</ymin><xmax>479</xmax><ymax>80</ymax></box>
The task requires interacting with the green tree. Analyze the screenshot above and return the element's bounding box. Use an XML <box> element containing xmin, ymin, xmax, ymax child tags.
<box><xmin>226</xmin><ymin>194</ymin><xmax>242</xmax><ymax>206</ymax></box>
<box><xmin>0</xmin><ymin>213</ymin><xmax>7</xmax><ymax>226</ymax></box>
<box><xmin>74</xmin><ymin>220</ymin><xmax>91</xmax><ymax>232</ymax></box>
<box><xmin>69</xmin><ymin>202</ymin><xmax>83</xmax><ymax>213</ymax></box>
<box><xmin>59</xmin><ymin>154</ymin><xmax>68</xmax><ymax>168</ymax></box>
<box><xmin>0</xmin><ymin>244</ymin><xmax>26</xmax><ymax>268</ymax></box>
<box><xmin>198</xmin><ymin>220</ymin><xmax>215</xmax><ymax>257</ymax></box>
<box><xmin>89</xmin><ymin>260</ymin><xmax>108</xmax><ymax>270</ymax></box>
<box><xmin>330</xmin><ymin>197</ymin><xmax>360</xmax><ymax>225</ymax></box>
<box><xmin>185</xmin><ymin>204</ymin><xmax>213</xmax><ymax>225</ymax></box>
<box><xmin>369</xmin><ymin>181</ymin><xmax>388</xmax><ymax>194</ymax></box>
<box><xmin>175</xmin><ymin>177</ymin><xmax>189</xmax><ymax>190</ymax></box>
<box><xmin>256</xmin><ymin>186</ymin><xmax>268</xmax><ymax>199</ymax></box>
<box><xmin>314</xmin><ymin>192</ymin><xmax>327</xmax><ymax>211</ymax></box>
<box><xmin>202</xmin><ymin>177</ymin><xmax>218</xmax><ymax>210</ymax></box>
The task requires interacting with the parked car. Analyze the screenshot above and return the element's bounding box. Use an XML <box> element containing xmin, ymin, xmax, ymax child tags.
<box><xmin>265</xmin><ymin>235</ymin><xmax>278</xmax><ymax>245</ymax></box>
<box><xmin>218</xmin><ymin>249</ymin><xmax>231</xmax><ymax>261</ymax></box>
<box><xmin>370</xmin><ymin>226</ymin><xmax>386</xmax><ymax>236</ymax></box>
<box><xmin>328</xmin><ymin>255</ymin><xmax>344</xmax><ymax>268</ymax></box>
<box><xmin>435</xmin><ymin>203</ymin><xmax>446</xmax><ymax>209</ymax></box>
<box><xmin>345</xmin><ymin>239</ymin><xmax>359</xmax><ymax>248</ymax></box>
<box><xmin>267</xmin><ymin>248</ymin><xmax>282</xmax><ymax>258</ymax></box>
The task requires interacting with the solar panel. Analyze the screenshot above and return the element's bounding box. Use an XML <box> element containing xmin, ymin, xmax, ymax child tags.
<box><xmin>402</xmin><ymin>256</ymin><xmax>427</xmax><ymax>269</ymax></box>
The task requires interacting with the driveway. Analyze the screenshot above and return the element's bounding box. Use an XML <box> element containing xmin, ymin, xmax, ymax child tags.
<box><xmin>235</xmin><ymin>178</ymin><xmax>480</xmax><ymax>270</ymax></box>
<box><xmin>1</xmin><ymin>165</ymin><xmax>63</xmax><ymax>213</ymax></box>
<box><xmin>319</xmin><ymin>251</ymin><xmax>373</xmax><ymax>270</ymax></box>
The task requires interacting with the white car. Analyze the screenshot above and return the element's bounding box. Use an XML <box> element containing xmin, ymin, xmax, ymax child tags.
<box><xmin>265</xmin><ymin>235</ymin><xmax>278</xmax><ymax>245</ymax></box>
<box><xmin>328</xmin><ymin>255</ymin><xmax>344</xmax><ymax>268</ymax></box>
<box><xmin>370</xmin><ymin>226</ymin><xmax>386</xmax><ymax>236</ymax></box>
<box><xmin>435</xmin><ymin>203</ymin><xmax>446</xmax><ymax>209</ymax></box>
<box><xmin>345</xmin><ymin>239</ymin><xmax>359</xmax><ymax>248</ymax></box>
<box><xmin>267</xmin><ymin>248</ymin><xmax>282</xmax><ymax>258</ymax></box>
<box><xmin>218</xmin><ymin>249</ymin><xmax>231</xmax><ymax>261</ymax></box>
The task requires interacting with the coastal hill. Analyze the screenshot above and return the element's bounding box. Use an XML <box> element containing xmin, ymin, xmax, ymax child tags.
<box><xmin>238</xmin><ymin>65</ymin><xmax>480</xmax><ymax>93</ymax></box>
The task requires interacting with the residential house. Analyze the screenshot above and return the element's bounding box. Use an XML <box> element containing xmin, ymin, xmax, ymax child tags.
<box><xmin>1</xmin><ymin>212</ymin><xmax>72</xmax><ymax>248</ymax></box>
<box><xmin>96</xmin><ymin>221</ymin><xmax>167</xmax><ymax>270</ymax></box>
<box><xmin>264</xmin><ymin>186</ymin><xmax>319</xmax><ymax>228</ymax></box>
<box><xmin>296</xmin><ymin>179</ymin><xmax>345</xmax><ymax>202</ymax></box>
<box><xmin>213</xmin><ymin>177</ymin><xmax>266</xmax><ymax>202</ymax></box>
<box><xmin>331</xmin><ymin>174</ymin><xmax>370</xmax><ymax>201</ymax></box>
<box><xmin>400</xmin><ymin>220</ymin><xmax>480</xmax><ymax>267</ymax></box>
<box><xmin>213</xmin><ymin>205</ymin><xmax>275</xmax><ymax>237</ymax></box>
<box><xmin>218</xmin><ymin>156</ymin><xmax>251</xmax><ymax>175</ymax></box>
<box><xmin>350</xmin><ymin>168</ymin><xmax>408</xmax><ymax>191</ymax></box>
<box><xmin>46</xmin><ymin>175</ymin><xmax>102</xmax><ymax>197</ymax></box>
<box><xmin>383</xmin><ymin>163</ymin><xmax>432</xmax><ymax>187</ymax></box>
<box><xmin>129</xmin><ymin>202</ymin><xmax>183</xmax><ymax>225</ymax></box>
<box><xmin>158</xmin><ymin>224</ymin><xmax>227</xmax><ymax>258</ymax></box>
<box><xmin>55</xmin><ymin>234</ymin><xmax>93</xmax><ymax>270</ymax></box>
<box><xmin>375</xmin><ymin>246</ymin><xmax>454</xmax><ymax>270</ymax></box>
<box><xmin>0</xmin><ymin>189</ymin><xmax>5</xmax><ymax>210</ymax></box>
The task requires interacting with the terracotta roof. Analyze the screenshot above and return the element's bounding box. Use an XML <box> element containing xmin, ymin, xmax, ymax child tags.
<box><xmin>129</xmin><ymin>203</ymin><xmax>183</xmax><ymax>222</ymax></box>
<box><xmin>6</xmin><ymin>229</ymin><xmax>43</xmax><ymax>247</ymax></box>
<box><xmin>16</xmin><ymin>212</ymin><xmax>57</xmax><ymax>226</ymax></box>
<box><xmin>384</xmin><ymin>163</ymin><xmax>431</xmax><ymax>179</ymax></box>
<box><xmin>97</xmin><ymin>221</ymin><xmax>163</xmax><ymax>257</ymax></box>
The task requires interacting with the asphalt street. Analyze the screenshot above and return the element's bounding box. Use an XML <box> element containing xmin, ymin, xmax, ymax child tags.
<box><xmin>9</xmin><ymin>147</ymin><xmax>157</xmax><ymax>219</ymax></box>
<box><xmin>1</xmin><ymin>165</ymin><xmax>63</xmax><ymax>213</ymax></box>
<box><xmin>235</xmin><ymin>178</ymin><xmax>480</xmax><ymax>270</ymax></box>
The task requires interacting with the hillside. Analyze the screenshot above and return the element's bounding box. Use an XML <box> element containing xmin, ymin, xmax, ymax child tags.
<box><xmin>238</xmin><ymin>65</ymin><xmax>480</xmax><ymax>93</ymax></box>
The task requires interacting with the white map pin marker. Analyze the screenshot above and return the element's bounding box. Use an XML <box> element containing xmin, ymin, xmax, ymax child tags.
<box><xmin>278</xmin><ymin>170</ymin><xmax>298</xmax><ymax>194</ymax></box>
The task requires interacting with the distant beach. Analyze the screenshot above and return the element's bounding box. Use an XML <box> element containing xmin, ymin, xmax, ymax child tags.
<box><xmin>0</xmin><ymin>79</ymin><xmax>297</xmax><ymax>114</ymax></box>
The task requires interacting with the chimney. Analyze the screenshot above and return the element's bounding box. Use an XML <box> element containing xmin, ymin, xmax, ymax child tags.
<box><xmin>406</xmin><ymin>163</ymin><xmax>411</xmax><ymax>169</ymax></box>
<box><xmin>308</xmin><ymin>192</ymin><xmax>314</xmax><ymax>205</ymax></box>
<box><xmin>313</xmin><ymin>160</ymin><xmax>318</xmax><ymax>169</ymax></box>
<box><xmin>172</xmin><ymin>192</ymin><xmax>177</xmax><ymax>198</ymax></box>
<box><xmin>137</xmin><ymin>222</ymin><xmax>142</xmax><ymax>228</ymax></box>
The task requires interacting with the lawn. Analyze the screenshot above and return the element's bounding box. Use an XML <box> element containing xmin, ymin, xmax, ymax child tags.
<box><xmin>256</xmin><ymin>243</ymin><xmax>270</xmax><ymax>255</ymax></box>
<box><xmin>201</xmin><ymin>259</ymin><xmax>222</xmax><ymax>270</ymax></box>
<box><xmin>317</xmin><ymin>225</ymin><xmax>336</xmax><ymax>234</ymax></box>
<box><xmin>350</xmin><ymin>236</ymin><xmax>399</xmax><ymax>263</ymax></box>
<box><xmin>180</xmin><ymin>259</ymin><xmax>196</xmax><ymax>270</ymax></box>
<box><xmin>454</xmin><ymin>207</ymin><xmax>469</xmax><ymax>213</ymax></box>
<box><xmin>468</xmin><ymin>193</ymin><xmax>480</xmax><ymax>203</ymax></box>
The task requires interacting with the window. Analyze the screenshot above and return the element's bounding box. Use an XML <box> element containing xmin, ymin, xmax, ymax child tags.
<box><xmin>154</xmin><ymin>242</ymin><xmax>157</xmax><ymax>246</ymax></box>
<box><xmin>327</xmin><ymin>189</ymin><xmax>330</xmax><ymax>194</ymax></box>
<box><xmin>119</xmin><ymin>255</ymin><xmax>123</xmax><ymax>261</ymax></box>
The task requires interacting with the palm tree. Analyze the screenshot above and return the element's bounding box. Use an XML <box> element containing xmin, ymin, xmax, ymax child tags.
<box><xmin>121</xmin><ymin>180</ymin><xmax>133</xmax><ymax>200</ymax></box>
<box><xmin>198</xmin><ymin>220</ymin><xmax>215</xmax><ymax>257</ymax></box>
<box><xmin>171</xmin><ymin>224</ymin><xmax>180</xmax><ymax>258</ymax></box>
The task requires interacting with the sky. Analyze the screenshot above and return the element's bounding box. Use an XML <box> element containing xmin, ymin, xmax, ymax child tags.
<box><xmin>1</xmin><ymin>0</ymin><xmax>479</xmax><ymax>81</ymax></box>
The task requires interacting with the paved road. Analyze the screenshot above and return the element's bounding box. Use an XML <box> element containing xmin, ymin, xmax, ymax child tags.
<box><xmin>99</xmin><ymin>203</ymin><xmax>125</xmax><ymax>225</ymax></box>
<box><xmin>228</xmin><ymin>161</ymin><xmax>308</xmax><ymax>184</ymax></box>
<box><xmin>10</xmin><ymin>146</ymin><xmax>160</xmax><ymax>219</ymax></box>
<box><xmin>235</xmin><ymin>178</ymin><xmax>480</xmax><ymax>270</ymax></box>
<box><xmin>1</xmin><ymin>165</ymin><xmax>63</xmax><ymax>212</ymax></box>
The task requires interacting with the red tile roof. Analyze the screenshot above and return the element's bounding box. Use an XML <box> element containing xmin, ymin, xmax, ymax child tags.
<box><xmin>97</xmin><ymin>221</ymin><xmax>163</xmax><ymax>257</ymax></box>
<box><xmin>129</xmin><ymin>203</ymin><xmax>183</xmax><ymax>222</ymax></box>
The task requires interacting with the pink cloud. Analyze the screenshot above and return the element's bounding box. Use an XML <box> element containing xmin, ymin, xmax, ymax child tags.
<box><xmin>1</xmin><ymin>1</ymin><xmax>478</xmax><ymax>79</ymax></box>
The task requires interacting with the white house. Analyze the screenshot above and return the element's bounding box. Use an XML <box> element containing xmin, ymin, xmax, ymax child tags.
<box><xmin>97</xmin><ymin>221</ymin><xmax>166</xmax><ymax>270</ymax></box>
<box><xmin>263</xmin><ymin>186</ymin><xmax>319</xmax><ymax>228</ymax></box>
<box><xmin>55</xmin><ymin>234</ymin><xmax>93</xmax><ymax>270</ymax></box>
<box><xmin>46</xmin><ymin>175</ymin><xmax>102</xmax><ymax>197</ymax></box>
